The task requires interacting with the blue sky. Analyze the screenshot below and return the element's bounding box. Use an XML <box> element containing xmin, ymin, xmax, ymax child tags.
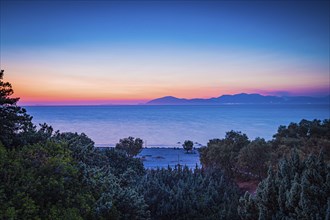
<box><xmin>0</xmin><ymin>1</ymin><xmax>329</xmax><ymax>104</ymax></box>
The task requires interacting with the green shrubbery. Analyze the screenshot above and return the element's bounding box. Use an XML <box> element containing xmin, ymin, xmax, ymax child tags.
<box><xmin>238</xmin><ymin>150</ymin><xmax>330</xmax><ymax>219</ymax></box>
<box><xmin>0</xmin><ymin>132</ymin><xmax>151</xmax><ymax>219</ymax></box>
<box><xmin>139</xmin><ymin>166</ymin><xmax>240</xmax><ymax>220</ymax></box>
<box><xmin>200</xmin><ymin>119</ymin><xmax>330</xmax><ymax>180</ymax></box>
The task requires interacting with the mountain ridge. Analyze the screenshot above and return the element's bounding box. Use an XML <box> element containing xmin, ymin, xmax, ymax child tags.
<box><xmin>146</xmin><ymin>93</ymin><xmax>330</xmax><ymax>105</ymax></box>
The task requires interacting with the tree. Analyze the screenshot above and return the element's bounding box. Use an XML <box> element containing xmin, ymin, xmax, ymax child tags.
<box><xmin>115</xmin><ymin>136</ymin><xmax>143</xmax><ymax>157</ymax></box>
<box><xmin>182</xmin><ymin>140</ymin><xmax>193</xmax><ymax>153</ymax></box>
<box><xmin>102</xmin><ymin>147</ymin><xmax>145</xmax><ymax>177</ymax></box>
<box><xmin>0</xmin><ymin>70</ymin><xmax>35</xmax><ymax>148</ymax></box>
<box><xmin>272</xmin><ymin>119</ymin><xmax>330</xmax><ymax>163</ymax></box>
<box><xmin>199</xmin><ymin>131</ymin><xmax>250</xmax><ymax>177</ymax></box>
<box><xmin>237</xmin><ymin>138</ymin><xmax>271</xmax><ymax>180</ymax></box>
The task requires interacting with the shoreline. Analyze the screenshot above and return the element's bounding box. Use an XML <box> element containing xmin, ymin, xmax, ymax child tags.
<box><xmin>96</xmin><ymin>145</ymin><xmax>203</xmax><ymax>149</ymax></box>
<box><xmin>96</xmin><ymin>147</ymin><xmax>202</xmax><ymax>169</ymax></box>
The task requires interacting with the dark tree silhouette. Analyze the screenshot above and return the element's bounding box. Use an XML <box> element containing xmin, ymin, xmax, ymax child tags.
<box><xmin>182</xmin><ymin>140</ymin><xmax>193</xmax><ymax>153</ymax></box>
<box><xmin>115</xmin><ymin>136</ymin><xmax>143</xmax><ymax>157</ymax></box>
<box><xmin>0</xmin><ymin>70</ymin><xmax>34</xmax><ymax>148</ymax></box>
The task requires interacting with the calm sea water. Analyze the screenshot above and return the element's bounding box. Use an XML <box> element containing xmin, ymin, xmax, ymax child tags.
<box><xmin>25</xmin><ymin>105</ymin><xmax>329</xmax><ymax>147</ymax></box>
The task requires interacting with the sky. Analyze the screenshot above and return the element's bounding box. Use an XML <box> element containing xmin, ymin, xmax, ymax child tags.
<box><xmin>0</xmin><ymin>1</ymin><xmax>329</xmax><ymax>105</ymax></box>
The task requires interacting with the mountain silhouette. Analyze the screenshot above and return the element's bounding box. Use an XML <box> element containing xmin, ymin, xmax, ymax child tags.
<box><xmin>146</xmin><ymin>93</ymin><xmax>330</xmax><ymax>105</ymax></box>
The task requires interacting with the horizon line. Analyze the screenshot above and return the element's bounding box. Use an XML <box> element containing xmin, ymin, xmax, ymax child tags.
<box><xmin>20</xmin><ymin>92</ymin><xmax>330</xmax><ymax>106</ymax></box>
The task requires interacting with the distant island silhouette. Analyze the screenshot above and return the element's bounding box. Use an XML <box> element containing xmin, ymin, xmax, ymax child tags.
<box><xmin>146</xmin><ymin>93</ymin><xmax>330</xmax><ymax>105</ymax></box>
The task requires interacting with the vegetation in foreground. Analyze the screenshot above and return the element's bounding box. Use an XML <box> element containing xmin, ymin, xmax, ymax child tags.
<box><xmin>200</xmin><ymin>120</ymin><xmax>330</xmax><ymax>181</ymax></box>
<box><xmin>1</xmin><ymin>69</ymin><xmax>329</xmax><ymax>219</ymax></box>
<box><xmin>239</xmin><ymin>151</ymin><xmax>329</xmax><ymax>219</ymax></box>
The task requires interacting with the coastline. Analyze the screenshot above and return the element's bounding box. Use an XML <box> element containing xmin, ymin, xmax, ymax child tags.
<box><xmin>97</xmin><ymin>146</ymin><xmax>201</xmax><ymax>169</ymax></box>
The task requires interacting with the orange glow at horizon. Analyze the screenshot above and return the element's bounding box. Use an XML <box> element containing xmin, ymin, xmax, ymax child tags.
<box><xmin>13</xmin><ymin>81</ymin><xmax>330</xmax><ymax>105</ymax></box>
<box><xmin>7</xmin><ymin>70</ymin><xmax>329</xmax><ymax>105</ymax></box>
<box><xmin>2</xmin><ymin>44</ymin><xmax>329</xmax><ymax>105</ymax></box>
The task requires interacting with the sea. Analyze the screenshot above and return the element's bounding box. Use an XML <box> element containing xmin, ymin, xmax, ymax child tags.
<box><xmin>25</xmin><ymin>104</ymin><xmax>329</xmax><ymax>147</ymax></box>
<box><xmin>24</xmin><ymin>104</ymin><xmax>329</xmax><ymax>168</ymax></box>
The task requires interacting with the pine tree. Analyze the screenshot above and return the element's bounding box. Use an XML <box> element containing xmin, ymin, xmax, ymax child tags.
<box><xmin>239</xmin><ymin>150</ymin><xmax>329</xmax><ymax>219</ymax></box>
<box><xmin>0</xmin><ymin>70</ymin><xmax>34</xmax><ymax>148</ymax></box>
<box><xmin>238</xmin><ymin>192</ymin><xmax>258</xmax><ymax>220</ymax></box>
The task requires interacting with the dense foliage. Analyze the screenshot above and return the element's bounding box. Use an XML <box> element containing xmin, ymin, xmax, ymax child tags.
<box><xmin>199</xmin><ymin>119</ymin><xmax>330</xmax><ymax>219</ymax></box>
<box><xmin>139</xmin><ymin>166</ymin><xmax>241</xmax><ymax>220</ymax></box>
<box><xmin>0</xmin><ymin>131</ymin><xmax>150</xmax><ymax>219</ymax></box>
<box><xmin>200</xmin><ymin>120</ymin><xmax>330</xmax><ymax>180</ymax></box>
<box><xmin>237</xmin><ymin>138</ymin><xmax>271</xmax><ymax>180</ymax></box>
<box><xmin>238</xmin><ymin>150</ymin><xmax>330</xmax><ymax>219</ymax></box>
<box><xmin>115</xmin><ymin>136</ymin><xmax>143</xmax><ymax>157</ymax></box>
<box><xmin>199</xmin><ymin>131</ymin><xmax>250</xmax><ymax>177</ymax></box>
<box><xmin>272</xmin><ymin>119</ymin><xmax>330</xmax><ymax>162</ymax></box>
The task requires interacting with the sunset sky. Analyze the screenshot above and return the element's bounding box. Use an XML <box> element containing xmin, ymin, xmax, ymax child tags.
<box><xmin>0</xmin><ymin>1</ymin><xmax>329</xmax><ymax>105</ymax></box>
